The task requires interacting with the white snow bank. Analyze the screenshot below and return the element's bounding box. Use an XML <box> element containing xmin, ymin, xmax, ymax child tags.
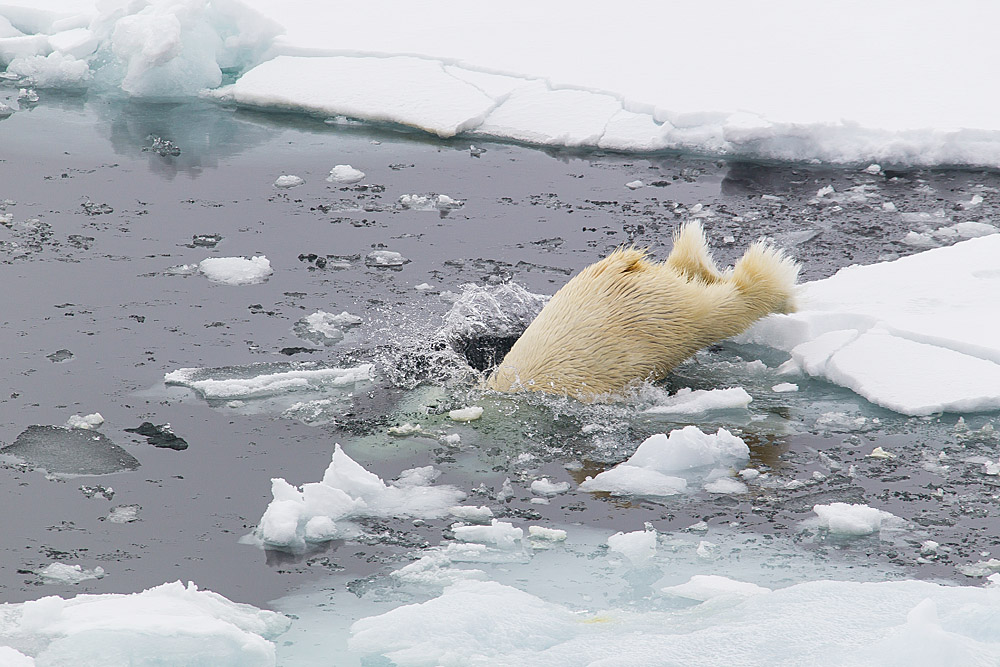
<box><xmin>0</xmin><ymin>581</ymin><xmax>289</xmax><ymax>666</ymax></box>
<box><xmin>580</xmin><ymin>426</ymin><xmax>749</xmax><ymax>497</ymax></box>
<box><xmin>7</xmin><ymin>1</ymin><xmax>1000</xmax><ymax>165</ymax></box>
<box><xmin>253</xmin><ymin>444</ymin><xmax>464</xmax><ymax>550</ymax></box>
<box><xmin>198</xmin><ymin>256</ymin><xmax>272</xmax><ymax>285</ymax></box>
<box><xmin>742</xmin><ymin>235</ymin><xmax>1000</xmax><ymax>415</ymax></box>
<box><xmin>165</xmin><ymin>362</ymin><xmax>372</xmax><ymax>400</ymax></box>
<box><xmin>348</xmin><ymin>575</ymin><xmax>1000</xmax><ymax>666</ymax></box>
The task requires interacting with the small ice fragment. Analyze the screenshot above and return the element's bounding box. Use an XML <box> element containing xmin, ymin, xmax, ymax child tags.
<box><xmin>388</xmin><ymin>423</ymin><xmax>424</xmax><ymax>436</ymax></box>
<box><xmin>449</xmin><ymin>406</ymin><xmax>483</xmax><ymax>422</ymax></box>
<box><xmin>530</xmin><ymin>478</ymin><xmax>570</xmax><ymax>496</ymax></box>
<box><xmin>723</xmin><ymin>234</ymin><xmax>736</xmax><ymax>244</ymax></box>
<box><xmin>882</xmin><ymin>201</ymin><xmax>897</xmax><ymax>211</ymax></box>
<box><xmin>863</xmin><ymin>164</ymin><xmax>882</xmax><ymax>175</ymax></box>
<box><xmin>607</xmin><ymin>528</ymin><xmax>656</xmax><ymax>565</ymax></box>
<box><xmin>415</xmin><ymin>283</ymin><xmax>434</xmax><ymax>290</ymax></box>
<box><xmin>106</xmin><ymin>504</ymin><xmax>141</xmax><ymax>523</ymax></box>
<box><xmin>398</xmin><ymin>194</ymin><xmax>464</xmax><ymax>211</ymax></box>
<box><xmin>18</xmin><ymin>88</ymin><xmax>39</xmax><ymax>103</ymax></box>
<box><xmin>696</xmin><ymin>540</ymin><xmax>718</xmax><ymax>559</ymax></box>
<box><xmin>816</xmin><ymin>185</ymin><xmax>835</xmax><ymax>197</ymax></box>
<box><xmin>327</xmin><ymin>165</ymin><xmax>365</xmax><ymax>184</ymax></box>
<box><xmin>687</xmin><ymin>521</ymin><xmax>709</xmax><ymax>532</ymax></box>
<box><xmin>440</xmin><ymin>433</ymin><xmax>461</xmax><ymax>445</ymax></box>
<box><xmin>273</xmin><ymin>174</ymin><xmax>304</xmax><ymax>188</ymax></box>
<box><xmin>868</xmin><ymin>447</ymin><xmax>896</xmax><ymax>459</ymax></box>
<box><xmin>449</xmin><ymin>506</ymin><xmax>493</xmax><ymax>523</ymax></box>
<box><xmin>958</xmin><ymin>559</ymin><xmax>1000</xmax><ymax>577</ymax></box>
<box><xmin>921</xmin><ymin>540</ymin><xmax>940</xmax><ymax>555</ymax></box>
<box><xmin>772</xmin><ymin>382</ymin><xmax>798</xmax><ymax>392</ymax></box>
<box><xmin>625</xmin><ymin>180</ymin><xmax>643</xmax><ymax>190</ymax></box>
<box><xmin>811</xmin><ymin>502</ymin><xmax>899</xmax><ymax>535</ymax></box>
<box><xmin>39</xmin><ymin>562</ymin><xmax>106</xmax><ymax>584</ymax></box>
<box><xmin>530</xmin><ymin>497</ymin><xmax>549</xmax><ymax>505</ymax></box>
<box><xmin>984</xmin><ymin>460</ymin><xmax>1000</xmax><ymax>476</ymax></box>
<box><xmin>47</xmin><ymin>349</ymin><xmax>74</xmax><ymax>363</ymax></box>
<box><xmin>496</xmin><ymin>478</ymin><xmax>514</xmax><ymax>502</ymax></box>
<box><xmin>198</xmin><ymin>256</ymin><xmax>272</xmax><ymax>285</ymax></box>
<box><xmin>364</xmin><ymin>250</ymin><xmax>409</xmax><ymax>267</ymax></box>
<box><xmin>528</xmin><ymin>526</ymin><xmax>567</xmax><ymax>541</ymax></box>
<box><xmin>469</xmin><ymin>145</ymin><xmax>487</xmax><ymax>157</ymax></box>
<box><xmin>80</xmin><ymin>485</ymin><xmax>114</xmax><ymax>500</ymax></box>
<box><xmin>738</xmin><ymin>468</ymin><xmax>760</xmax><ymax>481</ymax></box>
<box><xmin>65</xmin><ymin>412</ymin><xmax>104</xmax><ymax>429</ymax></box>
<box><xmin>452</xmin><ymin>519</ymin><xmax>523</xmax><ymax>549</ymax></box>
<box><xmin>704</xmin><ymin>477</ymin><xmax>747</xmax><ymax>494</ymax></box>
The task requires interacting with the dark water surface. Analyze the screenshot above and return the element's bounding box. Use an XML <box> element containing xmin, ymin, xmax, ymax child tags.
<box><xmin>2</xmin><ymin>94</ymin><xmax>1000</xmax><ymax>610</ymax></box>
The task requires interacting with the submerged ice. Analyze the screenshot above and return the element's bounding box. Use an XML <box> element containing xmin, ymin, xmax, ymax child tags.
<box><xmin>1</xmin><ymin>425</ymin><xmax>139</xmax><ymax>476</ymax></box>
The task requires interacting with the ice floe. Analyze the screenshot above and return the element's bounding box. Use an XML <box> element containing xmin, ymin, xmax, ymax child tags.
<box><xmin>0</xmin><ymin>581</ymin><xmax>289</xmax><ymax>666</ymax></box>
<box><xmin>580</xmin><ymin>426</ymin><xmax>750</xmax><ymax>497</ymax></box>
<box><xmin>6</xmin><ymin>1</ymin><xmax>1000</xmax><ymax>165</ymax></box>
<box><xmin>640</xmin><ymin>387</ymin><xmax>752</xmax><ymax>418</ymax></box>
<box><xmin>252</xmin><ymin>444</ymin><xmax>464</xmax><ymax>551</ymax></box>
<box><xmin>165</xmin><ymin>361</ymin><xmax>372</xmax><ymax>401</ymax></box>
<box><xmin>742</xmin><ymin>234</ymin><xmax>1000</xmax><ymax>415</ymax></box>
<box><xmin>198</xmin><ymin>255</ymin><xmax>272</xmax><ymax>285</ymax></box>
<box><xmin>348</xmin><ymin>574</ymin><xmax>1000</xmax><ymax>666</ymax></box>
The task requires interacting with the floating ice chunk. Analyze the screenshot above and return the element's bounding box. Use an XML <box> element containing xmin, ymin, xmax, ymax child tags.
<box><xmin>771</xmin><ymin>382</ymin><xmax>798</xmax><ymax>392</ymax></box>
<box><xmin>581</xmin><ymin>427</ymin><xmax>750</xmax><ymax>497</ymax></box>
<box><xmin>292</xmin><ymin>310</ymin><xmax>361</xmax><ymax>346</ymax></box>
<box><xmin>741</xmin><ymin>235</ymin><xmax>1000</xmax><ymax>415</ymax></box>
<box><xmin>816</xmin><ymin>185</ymin><xmax>835</xmax><ymax>197</ymax></box>
<box><xmin>364</xmin><ymin>250</ymin><xmax>409</xmax><ymax>267</ymax></box>
<box><xmin>106</xmin><ymin>504</ymin><xmax>141</xmax><ymax>523</ymax></box>
<box><xmin>607</xmin><ymin>528</ymin><xmax>656</xmax><ymax>565</ymax></box>
<box><xmin>415</xmin><ymin>282</ymin><xmax>433</xmax><ymax>291</ymax></box>
<box><xmin>253</xmin><ymin>444</ymin><xmax>464</xmax><ymax>550</ymax></box>
<box><xmin>868</xmin><ymin>446</ymin><xmax>896</xmax><ymax>459</ymax></box>
<box><xmin>530</xmin><ymin>478</ymin><xmax>570</xmax><ymax>496</ymax></box>
<box><xmin>703</xmin><ymin>476</ymin><xmax>748</xmax><ymax>494</ymax></box>
<box><xmin>64</xmin><ymin>412</ymin><xmax>104</xmax><ymax>429</ymax></box>
<box><xmin>165</xmin><ymin>362</ymin><xmax>372</xmax><ymax>401</ymax></box>
<box><xmin>0</xmin><ymin>581</ymin><xmax>288</xmax><ymax>665</ymax></box>
<box><xmin>0</xmin><ymin>425</ymin><xmax>139</xmax><ymax>476</ymax></box>
<box><xmin>863</xmin><ymin>163</ymin><xmax>883</xmax><ymax>175</ymax></box>
<box><xmin>6</xmin><ymin>52</ymin><xmax>90</xmax><ymax>88</ymax></box>
<box><xmin>527</xmin><ymin>526</ymin><xmax>567</xmax><ymax>541</ymax></box>
<box><xmin>391</xmin><ymin>543</ymin><xmax>489</xmax><ymax>587</ymax></box>
<box><xmin>398</xmin><ymin>193</ymin><xmax>465</xmax><ymax>211</ymax></box>
<box><xmin>198</xmin><ymin>256</ymin><xmax>272</xmax><ymax>285</ymax></box>
<box><xmin>641</xmin><ymin>387</ymin><xmax>752</xmax><ymax>417</ymax></box>
<box><xmin>388</xmin><ymin>423</ymin><xmax>424</xmax><ymax>436</ymax></box>
<box><xmin>662</xmin><ymin>574</ymin><xmax>771</xmax><ymax>601</ymax></box>
<box><xmin>449</xmin><ymin>506</ymin><xmax>493</xmax><ymax>523</ymax></box>
<box><xmin>448</xmin><ymin>406</ymin><xmax>483</xmax><ymax>422</ymax></box>
<box><xmin>273</xmin><ymin>174</ymin><xmax>304</xmax><ymax>188</ymax></box>
<box><xmin>810</xmin><ymin>502</ymin><xmax>901</xmax><ymax>536</ymax></box>
<box><xmin>453</xmin><ymin>519</ymin><xmax>523</xmax><ymax>550</ymax></box>
<box><xmin>38</xmin><ymin>562</ymin><xmax>105</xmax><ymax>584</ymax></box>
<box><xmin>326</xmin><ymin>164</ymin><xmax>365</xmax><ymax>184</ymax></box>
<box><xmin>625</xmin><ymin>179</ymin><xmax>644</xmax><ymax>189</ymax></box>
<box><xmin>957</xmin><ymin>559</ymin><xmax>1000</xmax><ymax>577</ymax></box>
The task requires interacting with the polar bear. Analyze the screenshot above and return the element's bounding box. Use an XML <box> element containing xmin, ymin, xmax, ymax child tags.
<box><xmin>486</xmin><ymin>221</ymin><xmax>799</xmax><ymax>401</ymax></box>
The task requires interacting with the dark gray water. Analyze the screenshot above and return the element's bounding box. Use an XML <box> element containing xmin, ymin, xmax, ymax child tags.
<box><xmin>2</xmin><ymin>92</ymin><xmax>1000</xmax><ymax>614</ymax></box>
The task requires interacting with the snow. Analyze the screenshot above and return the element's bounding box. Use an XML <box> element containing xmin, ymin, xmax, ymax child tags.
<box><xmin>0</xmin><ymin>581</ymin><xmax>289</xmax><ymax>666</ymax></box>
<box><xmin>198</xmin><ymin>256</ymin><xmax>272</xmax><ymax>285</ymax></box>
<box><xmin>742</xmin><ymin>235</ymin><xmax>1000</xmax><ymax>415</ymax></box>
<box><xmin>580</xmin><ymin>426</ymin><xmax>750</xmax><ymax>497</ymax></box>
<box><xmin>253</xmin><ymin>444</ymin><xmax>464</xmax><ymax>551</ymax></box>
<box><xmin>4</xmin><ymin>1</ymin><xmax>1000</xmax><ymax>165</ymax></box>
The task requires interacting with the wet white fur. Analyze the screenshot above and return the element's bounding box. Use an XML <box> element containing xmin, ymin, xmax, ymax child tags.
<box><xmin>486</xmin><ymin>221</ymin><xmax>799</xmax><ymax>401</ymax></box>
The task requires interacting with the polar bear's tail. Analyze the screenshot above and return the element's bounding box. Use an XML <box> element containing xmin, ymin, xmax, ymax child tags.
<box><xmin>730</xmin><ymin>240</ymin><xmax>800</xmax><ymax>316</ymax></box>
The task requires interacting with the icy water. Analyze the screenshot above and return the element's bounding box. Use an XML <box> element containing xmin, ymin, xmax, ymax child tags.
<box><xmin>2</xmin><ymin>93</ymin><xmax>1000</xmax><ymax>662</ymax></box>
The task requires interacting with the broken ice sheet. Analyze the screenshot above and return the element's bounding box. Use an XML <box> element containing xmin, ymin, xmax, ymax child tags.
<box><xmin>0</xmin><ymin>426</ymin><xmax>140</xmax><ymax>476</ymax></box>
<box><xmin>165</xmin><ymin>361</ymin><xmax>373</xmax><ymax>401</ymax></box>
<box><xmin>292</xmin><ymin>310</ymin><xmax>362</xmax><ymax>346</ymax></box>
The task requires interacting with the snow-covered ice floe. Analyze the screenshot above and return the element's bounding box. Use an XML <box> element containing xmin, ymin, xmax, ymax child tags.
<box><xmin>5</xmin><ymin>1</ymin><xmax>1000</xmax><ymax>166</ymax></box>
<box><xmin>579</xmin><ymin>426</ymin><xmax>750</xmax><ymax>497</ymax></box>
<box><xmin>0</xmin><ymin>581</ymin><xmax>289</xmax><ymax>666</ymax></box>
<box><xmin>742</xmin><ymin>234</ymin><xmax>1000</xmax><ymax>416</ymax></box>
<box><xmin>198</xmin><ymin>256</ymin><xmax>272</xmax><ymax>285</ymax></box>
<box><xmin>347</xmin><ymin>575</ymin><xmax>1000</xmax><ymax>666</ymax></box>
<box><xmin>252</xmin><ymin>444</ymin><xmax>464</xmax><ymax>551</ymax></box>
